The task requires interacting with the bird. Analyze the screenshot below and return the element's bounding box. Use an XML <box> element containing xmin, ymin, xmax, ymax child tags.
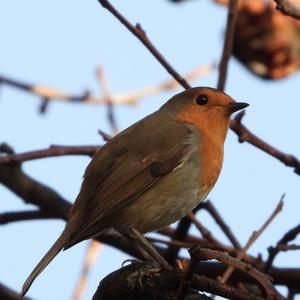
<box><xmin>21</xmin><ymin>87</ymin><xmax>248</xmax><ymax>296</ymax></box>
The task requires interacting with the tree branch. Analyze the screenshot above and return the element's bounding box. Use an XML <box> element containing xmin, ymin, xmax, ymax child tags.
<box><xmin>231</xmin><ymin>112</ymin><xmax>300</xmax><ymax>175</ymax></box>
<box><xmin>201</xmin><ymin>200</ymin><xmax>241</xmax><ymax>249</ymax></box>
<box><xmin>190</xmin><ymin>247</ymin><xmax>284</xmax><ymax>300</ymax></box>
<box><xmin>0</xmin><ymin>210</ymin><xmax>59</xmax><ymax>225</ymax></box>
<box><xmin>98</xmin><ymin>0</ymin><xmax>191</xmax><ymax>90</ymax></box>
<box><xmin>265</xmin><ymin>223</ymin><xmax>300</xmax><ymax>271</ymax></box>
<box><xmin>0</xmin><ymin>144</ymin><xmax>100</xmax><ymax>165</ymax></box>
<box><xmin>217</xmin><ymin>0</ymin><xmax>239</xmax><ymax>91</ymax></box>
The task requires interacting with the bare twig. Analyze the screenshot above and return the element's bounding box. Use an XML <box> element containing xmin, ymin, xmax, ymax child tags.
<box><xmin>103</xmin><ymin>63</ymin><xmax>213</xmax><ymax>105</ymax></box>
<box><xmin>274</xmin><ymin>0</ymin><xmax>300</xmax><ymax>20</ymax></box>
<box><xmin>0</xmin><ymin>74</ymin><xmax>91</xmax><ymax>103</ymax></box>
<box><xmin>0</xmin><ymin>210</ymin><xmax>59</xmax><ymax>225</ymax></box>
<box><xmin>187</xmin><ymin>213</ymin><xmax>226</xmax><ymax>249</ymax></box>
<box><xmin>98</xmin><ymin>0</ymin><xmax>191</xmax><ymax>89</ymax></box>
<box><xmin>96</xmin><ymin>67</ymin><xmax>119</xmax><ymax>134</ymax></box>
<box><xmin>201</xmin><ymin>201</ymin><xmax>241</xmax><ymax>249</ymax></box>
<box><xmin>277</xmin><ymin>244</ymin><xmax>300</xmax><ymax>251</ymax></box>
<box><xmin>0</xmin><ymin>65</ymin><xmax>212</xmax><ymax>107</ymax></box>
<box><xmin>98</xmin><ymin>129</ymin><xmax>112</xmax><ymax>142</ymax></box>
<box><xmin>0</xmin><ymin>144</ymin><xmax>100</xmax><ymax>164</ymax></box>
<box><xmin>217</xmin><ymin>0</ymin><xmax>239</xmax><ymax>91</ymax></box>
<box><xmin>231</xmin><ymin>112</ymin><xmax>300</xmax><ymax>175</ymax></box>
<box><xmin>219</xmin><ymin>197</ymin><xmax>284</xmax><ymax>284</ymax></box>
<box><xmin>72</xmin><ymin>241</ymin><xmax>102</xmax><ymax>300</ymax></box>
<box><xmin>265</xmin><ymin>223</ymin><xmax>300</xmax><ymax>271</ymax></box>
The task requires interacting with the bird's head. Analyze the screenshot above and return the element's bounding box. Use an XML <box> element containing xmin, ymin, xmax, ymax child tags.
<box><xmin>161</xmin><ymin>87</ymin><xmax>249</xmax><ymax>142</ymax></box>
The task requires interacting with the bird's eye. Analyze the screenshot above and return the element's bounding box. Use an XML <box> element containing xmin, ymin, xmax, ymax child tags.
<box><xmin>195</xmin><ymin>95</ymin><xmax>208</xmax><ymax>106</ymax></box>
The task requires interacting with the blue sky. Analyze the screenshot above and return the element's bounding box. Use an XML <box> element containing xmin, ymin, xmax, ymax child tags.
<box><xmin>1</xmin><ymin>1</ymin><xmax>300</xmax><ymax>299</ymax></box>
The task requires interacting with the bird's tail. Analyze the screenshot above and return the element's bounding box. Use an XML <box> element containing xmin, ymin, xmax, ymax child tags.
<box><xmin>21</xmin><ymin>228</ymin><xmax>72</xmax><ymax>296</ymax></box>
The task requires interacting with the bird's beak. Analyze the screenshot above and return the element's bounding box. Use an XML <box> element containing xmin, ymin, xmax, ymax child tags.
<box><xmin>226</xmin><ymin>102</ymin><xmax>249</xmax><ymax>114</ymax></box>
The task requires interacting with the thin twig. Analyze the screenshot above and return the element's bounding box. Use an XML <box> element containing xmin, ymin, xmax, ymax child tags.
<box><xmin>98</xmin><ymin>129</ymin><xmax>112</xmax><ymax>142</ymax></box>
<box><xmin>277</xmin><ymin>244</ymin><xmax>300</xmax><ymax>251</ymax></box>
<box><xmin>219</xmin><ymin>197</ymin><xmax>284</xmax><ymax>285</ymax></box>
<box><xmin>187</xmin><ymin>213</ymin><xmax>226</xmax><ymax>249</ymax></box>
<box><xmin>0</xmin><ymin>65</ymin><xmax>212</xmax><ymax>107</ymax></box>
<box><xmin>265</xmin><ymin>223</ymin><xmax>300</xmax><ymax>271</ymax></box>
<box><xmin>97</xmin><ymin>67</ymin><xmax>119</xmax><ymax>134</ymax></box>
<box><xmin>217</xmin><ymin>0</ymin><xmax>239</xmax><ymax>91</ymax></box>
<box><xmin>0</xmin><ymin>144</ymin><xmax>100</xmax><ymax>164</ymax></box>
<box><xmin>201</xmin><ymin>200</ymin><xmax>241</xmax><ymax>249</ymax></box>
<box><xmin>231</xmin><ymin>112</ymin><xmax>300</xmax><ymax>175</ymax></box>
<box><xmin>98</xmin><ymin>0</ymin><xmax>190</xmax><ymax>89</ymax></box>
<box><xmin>0</xmin><ymin>74</ymin><xmax>90</xmax><ymax>103</ymax></box>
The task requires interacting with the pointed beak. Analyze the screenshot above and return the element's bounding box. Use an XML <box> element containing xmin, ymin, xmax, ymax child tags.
<box><xmin>226</xmin><ymin>102</ymin><xmax>249</xmax><ymax>114</ymax></box>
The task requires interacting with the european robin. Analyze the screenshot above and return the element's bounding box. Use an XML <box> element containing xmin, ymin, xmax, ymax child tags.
<box><xmin>21</xmin><ymin>87</ymin><xmax>248</xmax><ymax>295</ymax></box>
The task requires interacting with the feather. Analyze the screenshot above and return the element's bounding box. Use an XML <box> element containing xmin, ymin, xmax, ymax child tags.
<box><xmin>21</xmin><ymin>227</ymin><xmax>72</xmax><ymax>296</ymax></box>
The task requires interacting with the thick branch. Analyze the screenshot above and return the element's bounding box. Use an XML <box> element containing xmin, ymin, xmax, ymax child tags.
<box><xmin>92</xmin><ymin>261</ymin><xmax>264</xmax><ymax>300</ymax></box>
<box><xmin>0</xmin><ymin>210</ymin><xmax>59</xmax><ymax>225</ymax></box>
<box><xmin>0</xmin><ymin>159</ymin><xmax>70</xmax><ymax>218</ymax></box>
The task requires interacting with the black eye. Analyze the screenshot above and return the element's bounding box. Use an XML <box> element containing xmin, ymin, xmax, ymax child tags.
<box><xmin>195</xmin><ymin>95</ymin><xmax>208</xmax><ymax>106</ymax></box>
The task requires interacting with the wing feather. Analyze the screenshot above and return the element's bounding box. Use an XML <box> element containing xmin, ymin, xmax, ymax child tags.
<box><xmin>65</xmin><ymin>114</ymin><xmax>194</xmax><ymax>247</ymax></box>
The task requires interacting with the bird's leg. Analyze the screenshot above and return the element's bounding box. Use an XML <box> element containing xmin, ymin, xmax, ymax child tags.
<box><xmin>126</xmin><ymin>227</ymin><xmax>172</xmax><ymax>270</ymax></box>
<box><xmin>122</xmin><ymin>229</ymin><xmax>156</xmax><ymax>263</ymax></box>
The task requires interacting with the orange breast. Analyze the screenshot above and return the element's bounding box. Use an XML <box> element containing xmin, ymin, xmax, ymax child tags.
<box><xmin>176</xmin><ymin>105</ymin><xmax>224</xmax><ymax>191</ymax></box>
<box><xmin>197</xmin><ymin>132</ymin><xmax>224</xmax><ymax>190</ymax></box>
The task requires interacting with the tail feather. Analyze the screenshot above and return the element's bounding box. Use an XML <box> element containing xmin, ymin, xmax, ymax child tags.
<box><xmin>21</xmin><ymin>229</ymin><xmax>71</xmax><ymax>296</ymax></box>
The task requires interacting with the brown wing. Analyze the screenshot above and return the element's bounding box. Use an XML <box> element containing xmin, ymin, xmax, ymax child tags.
<box><xmin>65</xmin><ymin>113</ymin><xmax>193</xmax><ymax>247</ymax></box>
